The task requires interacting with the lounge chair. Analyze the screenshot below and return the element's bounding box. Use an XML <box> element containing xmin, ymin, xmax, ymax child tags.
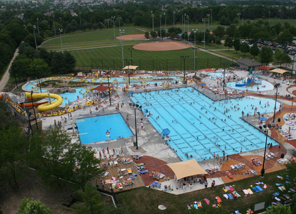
<box><xmin>203</xmin><ymin>198</ymin><xmax>210</xmax><ymax>205</ymax></box>
<box><xmin>228</xmin><ymin>193</ymin><xmax>234</xmax><ymax>200</ymax></box>
<box><xmin>226</xmin><ymin>171</ymin><xmax>233</xmax><ymax>178</ymax></box>
<box><xmin>215</xmin><ymin>196</ymin><xmax>222</xmax><ymax>203</ymax></box>
<box><xmin>256</xmin><ymin>185</ymin><xmax>263</xmax><ymax>191</ymax></box>
<box><xmin>139</xmin><ymin>170</ymin><xmax>148</xmax><ymax>174</ymax></box>
<box><xmin>252</xmin><ymin>187</ymin><xmax>260</xmax><ymax>193</ymax></box>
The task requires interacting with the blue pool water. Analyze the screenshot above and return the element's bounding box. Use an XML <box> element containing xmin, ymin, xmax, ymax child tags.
<box><xmin>207</xmin><ymin>72</ymin><xmax>226</xmax><ymax>78</ymax></box>
<box><xmin>60</xmin><ymin>88</ymin><xmax>88</xmax><ymax>105</ymax></box>
<box><xmin>25</xmin><ymin>81</ymin><xmax>49</xmax><ymax>92</ymax></box>
<box><xmin>76</xmin><ymin>114</ymin><xmax>133</xmax><ymax>144</ymax></box>
<box><xmin>132</xmin><ymin>87</ymin><xmax>279</xmax><ymax>161</ymax></box>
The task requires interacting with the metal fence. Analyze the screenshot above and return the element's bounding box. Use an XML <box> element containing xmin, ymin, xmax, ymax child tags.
<box><xmin>75</xmin><ymin>57</ymin><xmax>238</xmax><ymax>71</ymax></box>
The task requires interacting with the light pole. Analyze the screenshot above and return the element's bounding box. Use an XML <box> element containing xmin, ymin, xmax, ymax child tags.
<box><xmin>207</xmin><ymin>14</ymin><xmax>210</xmax><ymax>30</ymax></box>
<box><xmin>210</xmin><ymin>9</ymin><xmax>212</xmax><ymax>26</ymax></box>
<box><xmin>37</xmin><ymin>18</ymin><xmax>40</xmax><ymax>35</ymax></box>
<box><xmin>181</xmin><ymin>56</ymin><xmax>189</xmax><ymax>83</ymax></box>
<box><xmin>53</xmin><ymin>15</ymin><xmax>56</xmax><ymax>37</ymax></box>
<box><xmin>173</xmin><ymin>11</ymin><xmax>175</xmax><ymax>25</ymax></box>
<box><xmin>237</xmin><ymin>13</ymin><xmax>241</xmax><ymax>27</ymax></box>
<box><xmin>273</xmin><ymin>83</ymin><xmax>280</xmax><ymax>123</ymax></box>
<box><xmin>119</xmin><ymin>29</ymin><xmax>125</xmax><ymax>68</ymax></box>
<box><xmin>192</xmin><ymin>29</ymin><xmax>198</xmax><ymax>72</ymax></box>
<box><xmin>125</xmin><ymin>59</ymin><xmax>131</xmax><ymax>84</ymax></box>
<box><xmin>107</xmin><ymin>74</ymin><xmax>111</xmax><ymax>106</ymax></box>
<box><xmin>33</xmin><ymin>25</ymin><xmax>37</xmax><ymax>50</ymax></box>
<box><xmin>269</xmin><ymin>11</ymin><xmax>271</xmax><ymax>25</ymax></box>
<box><xmin>59</xmin><ymin>28</ymin><xmax>63</xmax><ymax>53</ymax></box>
<box><xmin>34</xmin><ymin>65</ymin><xmax>41</xmax><ymax>92</ymax></box>
<box><xmin>133</xmin><ymin>104</ymin><xmax>138</xmax><ymax>150</ymax></box>
<box><xmin>117</xmin><ymin>17</ymin><xmax>122</xmax><ymax>29</ymax></box>
<box><xmin>112</xmin><ymin>16</ymin><xmax>116</xmax><ymax>41</ymax></box>
<box><xmin>261</xmin><ymin>126</ymin><xmax>269</xmax><ymax>177</ymax></box>
<box><xmin>160</xmin><ymin>15</ymin><xmax>162</xmax><ymax>40</ymax></box>
<box><xmin>30</xmin><ymin>91</ymin><xmax>38</xmax><ymax>130</ymax></box>
<box><xmin>202</xmin><ymin>18</ymin><xmax>205</xmax><ymax>49</ymax></box>
<box><xmin>128</xmin><ymin>48</ymin><xmax>134</xmax><ymax>65</ymax></box>
<box><xmin>187</xmin><ymin>15</ymin><xmax>189</xmax><ymax>41</ymax></box>
<box><xmin>79</xmin><ymin>12</ymin><xmax>81</xmax><ymax>31</ymax></box>
<box><xmin>107</xmin><ymin>10</ymin><xmax>109</xmax><ymax>29</ymax></box>
<box><xmin>151</xmin><ymin>11</ymin><xmax>154</xmax><ymax>31</ymax></box>
<box><xmin>164</xmin><ymin>12</ymin><xmax>166</xmax><ymax>33</ymax></box>
<box><xmin>184</xmin><ymin>13</ymin><xmax>186</xmax><ymax>33</ymax></box>
<box><xmin>221</xmin><ymin>62</ymin><xmax>229</xmax><ymax>92</ymax></box>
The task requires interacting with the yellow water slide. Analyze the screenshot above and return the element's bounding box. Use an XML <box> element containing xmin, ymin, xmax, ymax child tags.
<box><xmin>25</xmin><ymin>92</ymin><xmax>63</xmax><ymax>111</ymax></box>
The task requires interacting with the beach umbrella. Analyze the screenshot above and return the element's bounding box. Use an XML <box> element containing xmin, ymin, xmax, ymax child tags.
<box><xmin>259</xmin><ymin>117</ymin><xmax>267</xmax><ymax>121</ymax></box>
<box><xmin>162</xmin><ymin>128</ymin><xmax>170</xmax><ymax>136</ymax></box>
<box><xmin>201</xmin><ymin>83</ymin><xmax>206</xmax><ymax>86</ymax></box>
<box><xmin>128</xmin><ymin>91</ymin><xmax>134</xmax><ymax>94</ymax></box>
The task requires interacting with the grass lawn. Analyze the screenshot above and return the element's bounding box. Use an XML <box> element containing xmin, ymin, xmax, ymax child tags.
<box><xmin>41</xmin><ymin>27</ymin><xmax>145</xmax><ymax>47</ymax></box>
<box><xmin>212</xmin><ymin>50</ymin><xmax>255</xmax><ymax>61</ymax></box>
<box><xmin>195</xmin><ymin>42</ymin><xmax>230</xmax><ymax>50</ymax></box>
<box><xmin>69</xmin><ymin>45</ymin><xmax>232</xmax><ymax>70</ymax></box>
<box><xmin>116</xmin><ymin>169</ymin><xmax>289</xmax><ymax>214</ymax></box>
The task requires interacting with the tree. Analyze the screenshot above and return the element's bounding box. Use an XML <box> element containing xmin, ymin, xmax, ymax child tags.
<box><xmin>224</xmin><ymin>37</ymin><xmax>233</xmax><ymax>50</ymax></box>
<box><xmin>266</xmin><ymin>204</ymin><xmax>291</xmax><ymax>214</ymax></box>
<box><xmin>280</xmin><ymin>53</ymin><xmax>292</xmax><ymax>69</ymax></box>
<box><xmin>19</xmin><ymin>42</ymin><xmax>35</xmax><ymax>58</ymax></box>
<box><xmin>69</xmin><ymin>143</ymin><xmax>103</xmax><ymax>191</ymax></box>
<box><xmin>51</xmin><ymin>52</ymin><xmax>64</xmax><ymax>74</ymax></box>
<box><xmin>63</xmin><ymin>51</ymin><xmax>76</xmax><ymax>74</ymax></box>
<box><xmin>215</xmin><ymin>38</ymin><xmax>222</xmax><ymax>45</ymax></box>
<box><xmin>144</xmin><ymin>32</ymin><xmax>150</xmax><ymax>39</ymax></box>
<box><xmin>233</xmin><ymin>39</ymin><xmax>240</xmax><ymax>53</ymax></box>
<box><xmin>212</xmin><ymin>26</ymin><xmax>225</xmax><ymax>39</ymax></box>
<box><xmin>150</xmin><ymin>31</ymin><xmax>157</xmax><ymax>42</ymax></box>
<box><xmin>225</xmin><ymin>24</ymin><xmax>237</xmax><ymax>37</ymax></box>
<box><xmin>75</xmin><ymin>182</ymin><xmax>104</xmax><ymax>214</ymax></box>
<box><xmin>16</xmin><ymin>198</ymin><xmax>53</xmax><ymax>214</ymax></box>
<box><xmin>34</xmin><ymin>129</ymin><xmax>74</xmax><ymax>189</ymax></box>
<box><xmin>24</xmin><ymin>33</ymin><xmax>44</xmax><ymax>48</ymax></box>
<box><xmin>250</xmin><ymin>43</ymin><xmax>259</xmax><ymax>59</ymax></box>
<box><xmin>0</xmin><ymin>126</ymin><xmax>28</xmax><ymax>187</ymax></box>
<box><xmin>29</xmin><ymin>58</ymin><xmax>50</xmax><ymax>78</ymax></box>
<box><xmin>259</xmin><ymin>46</ymin><xmax>273</xmax><ymax>65</ymax></box>
<box><xmin>240</xmin><ymin>42</ymin><xmax>250</xmax><ymax>57</ymax></box>
<box><xmin>104</xmin><ymin>204</ymin><xmax>130</xmax><ymax>214</ymax></box>
<box><xmin>277</xmin><ymin>29</ymin><xmax>293</xmax><ymax>46</ymax></box>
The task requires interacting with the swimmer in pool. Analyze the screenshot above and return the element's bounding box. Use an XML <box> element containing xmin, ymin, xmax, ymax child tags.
<box><xmin>94</xmin><ymin>120</ymin><xmax>97</xmax><ymax>122</ymax></box>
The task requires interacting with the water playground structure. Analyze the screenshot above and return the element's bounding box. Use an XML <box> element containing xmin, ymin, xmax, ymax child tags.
<box><xmin>235</xmin><ymin>73</ymin><xmax>262</xmax><ymax>87</ymax></box>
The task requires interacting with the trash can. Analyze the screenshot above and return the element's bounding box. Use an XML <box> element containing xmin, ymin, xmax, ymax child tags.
<box><xmin>281</xmin><ymin>153</ymin><xmax>285</xmax><ymax>159</ymax></box>
<box><xmin>133</xmin><ymin>142</ymin><xmax>137</xmax><ymax>147</ymax></box>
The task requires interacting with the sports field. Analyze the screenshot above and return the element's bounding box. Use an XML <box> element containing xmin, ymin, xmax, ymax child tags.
<box><xmin>69</xmin><ymin>44</ymin><xmax>232</xmax><ymax>70</ymax></box>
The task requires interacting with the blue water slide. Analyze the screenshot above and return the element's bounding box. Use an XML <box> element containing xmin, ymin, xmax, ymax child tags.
<box><xmin>235</xmin><ymin>78</ymin><xmax>252</xmax><ymax>87</ymax></box>
<box><xmin>248</xmin><ymin>73</ymin><xmax>260</xmax><ymax>78</ymax></box>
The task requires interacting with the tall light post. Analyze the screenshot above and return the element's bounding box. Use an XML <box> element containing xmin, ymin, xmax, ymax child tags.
<box><xmin>30</xmin><ymin>91</ymin><xmax>38</xmax><ymax>130</ymax></box>
<box><xmin>119</xmin><ymin>29</ymin><xmax>125</xmax><ymax>68</ymax></box>
<box><xmin>37</xmin><ymin>18</ymin><xmax>40</xmax><ymax>35</ymax></box>
<box><xmin>192</xmin><ymin>29</ymin><xmax>198</xmax><ymax>72</ymax></box>
<box><xmin>160</xmin><ymin>15</ymin><xmax>162</xmax><ymax>40</ymax></box>
<box><xmin>261</xmin><ymin>126</ymin><xmax>269</xmax><ymax>177</ymax></box>
<box><xmin>210</xmin><ymin>9</ymin><xmax>213</xmax><ymax>26</ymax></box>
<box><xmin>173</xmin><ymin>11</ymin><xmax>175</xmax><ymax>25</ymax></box>
<box><xmin>125</xmin><ymin>59</ymin><xmax>131</xmax><ymax>84</ymax></box>
<box><xmin>202</xmin><ymin>18</ymin><xmax>205</xmax><ymax>49</ymax></box>
<box><xmin>151</xmin><ymin>11</ymin><xmax>154</xmax><ymax>31</ymax></box>
<box><xmin>59</xmin><ymin>28</ymin><xmax>63</xmax><ymax>53</ymax></box>
<box><xmin>79</xmin><ymin>12</ymin><xmax>81</xmax><ymax>31</ymax></box>
<box><xmin>181</xmin><ymin>56</ymin><xmax>189</xmax><ymax>83</ymax></box>
<box><xmin>207</xmin><ymin>14</ymin><xmax>210</xmax><ymax>30</ymax></box>
<box><xmin>128</xmin><ymin>47</ymin><xmax>134</xmax><ymax>65</ymax></box>
<box><xmin>221</xmin><ymin>62</ymin><xmax>229</xmax><ymax>92</ymax></box>
<box><xmin>164</xmin><ymin>12</ymin><xmax>166</xmax><ymax>33</ymax></box>
<box><xmin>269</xmin><ymin>11</ymin><xmax>271</xmax><ymax>25</ymax></box>
<box><xmin>112</xmin><ymin>16</ymin><xmax>116</xmax><ymax>41</ymax></box>
<box><xmin>33</xmin><ymin>25</ymin><xmax>37</xmax><ymax>50</ymax></box>
<box><xmin>237</xmin><ymin>13</ymin><xmax>241</xmax><ymax>27</ymax></box>
<box><xmin>117</xmin><ymin>17</ymin><xmax>122</xmax><ymax>29</ymax></box>
<box><xmin>187</xmin><ymin>15</ymin><xmax>189</xmax><ymax>41</ymax></box>
<box><xmin>133</xmin><ymin>104</ymin><xmax>139</xmax><ymax>150</ymax></box>
<box><xmin>273</xmin><ymin>83</ymin><xmax>280</xmax><ymax>123</ymax></box>
<box><xmin>184</xmin><ymin>13</ymin><xmax>186</xmax><ymax>33</ymax></box>
<box><xmin>53</xmin><ymin>15</ymin><xmax>56</xmax><ymax>37</ymax></box>
<box><xmin>107</xmin><ymin>10</ymin><xmax>109</xmax><ymax>29</ymax></box>
<box><xmin>107</xmin><ymin>73</ymin><xmax>111</xmax><ymax>106</ymax></box>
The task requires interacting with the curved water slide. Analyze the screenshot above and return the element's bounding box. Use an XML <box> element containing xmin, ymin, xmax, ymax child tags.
<box><xmin>235</xmin><ymin>78</ymin><xmax>253</xmax><ymax>87</ymax></box>
<box><xmin>24</xmin><ymin>92</ymin><xmax>63</xmax><ymax>111</ymax></box>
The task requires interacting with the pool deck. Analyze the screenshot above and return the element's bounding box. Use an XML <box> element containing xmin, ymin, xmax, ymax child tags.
<box><xmin>38</xmin><ymin>69</ymin><xmax>296</xmax><ymax>195</ymax></box>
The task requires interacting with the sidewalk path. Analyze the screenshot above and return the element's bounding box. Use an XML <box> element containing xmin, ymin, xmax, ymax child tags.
<box><xmin>0</xmin><ymin>48</ymin><xmax>19</xmax><ymax>91</ymax></box>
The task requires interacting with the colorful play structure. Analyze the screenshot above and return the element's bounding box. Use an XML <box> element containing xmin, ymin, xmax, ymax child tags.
<box><xmin>235</xmin><ymin>73</ymin><xmax>262</xmax><ymax>87</ymax></box>
<box><xmin>24</xmin><ymin>92</ymin><xmax>63</xmax><ymax>111</ymax></box>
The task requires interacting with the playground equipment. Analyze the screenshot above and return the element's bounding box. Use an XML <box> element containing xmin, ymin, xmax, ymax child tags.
<box><xmin>235</xmin><ymin>74</ymin><xmax>262</xmax><ymax>87</ymax></box>
<box><xmin>24</xmin><ymin>92</ymin><xmax>63</xmax><ymax>111</ymax></box>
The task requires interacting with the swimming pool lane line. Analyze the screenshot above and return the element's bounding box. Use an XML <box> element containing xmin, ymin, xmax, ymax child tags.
<box><xmin>133</xmin><ymin>95</ymin><xmax>198</xmax><ymax>158</ymax></box>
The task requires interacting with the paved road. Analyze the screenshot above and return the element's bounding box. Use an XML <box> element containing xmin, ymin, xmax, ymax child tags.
<box><xmin>0</xmin><ymin>48</ymin><xmax>19</xmax><ymax>91</ymax></box>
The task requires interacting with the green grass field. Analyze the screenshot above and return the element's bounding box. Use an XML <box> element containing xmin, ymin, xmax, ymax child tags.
<box><xmin>212</xmin><ymin>50</ymin><xmax>255</xmax><ymax>61</ymax></box>
<box><xmin>69</xmin><ymin>44</ymin><xmax>233</xmax><ymax>70</ymax></box>
<box><xmin>116</xmin><ymin>169</ymin><xmax>290</xmax><ymax>214</ymax></box>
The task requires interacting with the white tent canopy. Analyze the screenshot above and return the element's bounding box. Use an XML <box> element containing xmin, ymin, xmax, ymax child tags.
<box><xmin>123</xmin><ymin>65</ymin><xmax>138</xmax><ymax>70</ymax></box>
<box><xmin>167</xmin><ymin>159</ymin><xmax>207</xmax><ymax>180</ymax></box>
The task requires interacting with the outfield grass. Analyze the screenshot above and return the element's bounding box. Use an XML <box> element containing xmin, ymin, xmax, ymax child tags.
<box><xmin>195</xmin><ymin>42</ymin><xmax>231</xmax><ymax>50</ymax></box>
<box><xmin>41</xmin><ymin>27</ymin><xmax>145</xmax><ymax>47</ymax></box>
<box><xmin>212</xmin><ymin>50</ymin><xmax>255</xmax><ymax>61</ymax></box>
<box><xmin>116</xmin><ymin>169</ymin><xmax>289</xmax><ymax>214</ymax></box>
<box><xmin>69</xmin><ymin>44</ymin><xmax>233</xmax><ymax>70</ymax></box>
